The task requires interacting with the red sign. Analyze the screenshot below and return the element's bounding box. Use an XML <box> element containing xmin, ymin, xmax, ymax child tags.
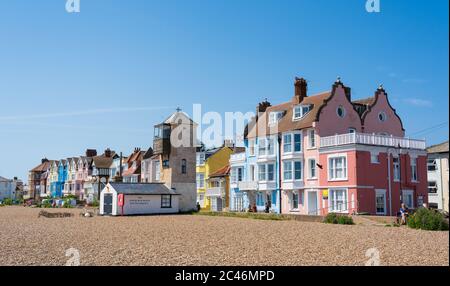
<box><xmin>118</xmin><ymin>194</ymin><xmax>124</xmax><ymax>207</ymax></box>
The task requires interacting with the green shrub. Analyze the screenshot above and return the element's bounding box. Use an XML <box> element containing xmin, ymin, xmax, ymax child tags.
<box><xmin>2</xmin><ymin>198</ymin><xmax>14</xmax><ymax>206</ymax></box>
<box><xmin>324</xmin><ymin>213</ymin><xmax>338</xmax><ymax>224</ymax></box>
<box><xmin>90</xmin><ymin>199</ymin><xmax>99</xmax><ymax>207</ymax></box>
<box><xmin>407</xmin><ymin>208</ymin><xmax>449</xmax><ymax>231</ymax></box>
<box><xmin>323</xmin><ymin>213</ymin><xmax>354</xmax><ymax>225</ymax></box>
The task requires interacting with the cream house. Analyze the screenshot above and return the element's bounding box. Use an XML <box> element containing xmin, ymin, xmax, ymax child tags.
<box><xmin>427</xmin><ymin>141</ymin><xmax>449</xmax><ymax>212</ymax></box>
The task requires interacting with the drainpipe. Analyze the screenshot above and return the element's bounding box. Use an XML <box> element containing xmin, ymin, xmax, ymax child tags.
<box><xmin>387</xmin><ymin>148</ymin><xmax>392</xmax><ymax>216</ymax></box>
<box><xmin>278</xmin><ymin>134</ymin><xmax>282</xmax><ymax>214</ymax></box>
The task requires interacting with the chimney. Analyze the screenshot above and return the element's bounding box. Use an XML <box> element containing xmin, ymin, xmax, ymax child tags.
<box><xmin>256</xmin><ymin>99</ymin><xmax>271</xmax><ymax>119</ymax></box>
<box><xmin>86</xmin><ymin>149</ymin><xmax>97</xmax><ymax>157</ymax></box>
<box><xmin>105</xmin><ymin>148</ymin><xmax>112</xmax><ymax>158</ymax></box>
<box><xmin>134</xmin><ymin>147</ymin><xmax>141</xmax><ymax>153</ymax></box>
<box><xmin>41</xmin><ymin>158</ymin><xmax>49</xmax><ymax>164</ymax></box>
<box><xmin>294</xmin><ymin>77</ymin><xmax>307</xmax><ymax>104</ymax></box>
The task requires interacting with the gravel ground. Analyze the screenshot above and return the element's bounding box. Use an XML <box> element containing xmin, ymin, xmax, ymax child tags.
<box><xmin>0</xmin><ymin>206</ymin><xmax>448</xmax><ymax>266</ymax></box>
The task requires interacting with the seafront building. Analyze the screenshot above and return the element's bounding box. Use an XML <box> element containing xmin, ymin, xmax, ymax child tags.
<box><xmin>230</xmin><ymin>77</ymin><xmax>428</xmax><ymax>216</ymax></box>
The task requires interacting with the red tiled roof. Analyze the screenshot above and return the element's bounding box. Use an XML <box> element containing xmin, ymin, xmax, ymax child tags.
<box><xmin>209</xmin><ymin>164</ymin><xmax>230</xmax><ymax>178</ymax></box>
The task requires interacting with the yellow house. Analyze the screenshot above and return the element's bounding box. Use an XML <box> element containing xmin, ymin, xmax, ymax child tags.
<box><xmin>196</xmin><ymin>145</ymin><xmax>236</xmax><ymax>211</ymax></box>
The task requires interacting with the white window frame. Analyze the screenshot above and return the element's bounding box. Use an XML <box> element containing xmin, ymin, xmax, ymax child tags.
<box><xmin>308</xmin><ymin>158</ymin><xmax>317</xmax><ymax>179</ymax></box>
<box><xmin>375</xmin><ymin>189</ymin><xmax>387</xmax><ymax>215</ymax></box>
<box><xmin>196</xmin><ymin>173</ymin><xmax>205</xmax><ymax>188</ymax></box>
<box><xmin>258</xmin><ymin>163</ymin><xmax>275</xmax><ymax>182</ymax></box>
<box><xmin>308</xmin><ymin>129</ymin><xmax>316</xmax><ymax>149</ymax></box>
<box><xmin>329</xmin><ymin>188</ymin><xmax>348</xmax><ymax>213</ymax></box>
<box><xmin>294</xmin><ymin>161</ymin><xmax>303</xmax><ymax>180</ymax></box>
<box><xmin>291</xmin><ymin>191</ymin><xmax>299</xmax><ymax>211</ymax></box>
<box><xmin>428</xmin><ymin>181</ymin><xmax>437</xmax><ymax>194</ymax></box>
<box><xmin>411</xmin><ymin>158</ymin><xmax>418</xmax><ymax>182</ymax></box>
<box><xmin>292</xmin><ymin>105</ymin><xmax>312</xmax><ymax>120</ymax></box>
<box><xmin>283</xmin><ymin>134</ymin><xmax>292</xmax><ymax>153</ymax></box>
<box><xmin>370</xmin><ymin>153</ymin><xmax>380</xmax><ymax>164</ymax></box>
<box><xmin>283</xmin><ymin>161</ymin><xmax>293</xmax><ymax>181</ymax></box>
<box><xmin>393</xmin><ymin>157</ymin><xmax>400</xmax><ymax>182</ymax></box>
<box><xmin>269</xmin><ymin>112</ymin><xmax>282</xmax><ymax>125</ymax></box>
<box><xmin>327</xmin><ymin>154</ymin><xmax>348</xmax><ymax>181</ymax></box>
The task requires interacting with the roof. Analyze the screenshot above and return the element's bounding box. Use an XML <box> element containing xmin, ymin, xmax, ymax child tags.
<box><xmin>92</xmin><ymin>156</ymin><xmax>114</xmax><ymax>169</ymax></box>
<box><xmin>209</xmin><ymin>165</ymin><xmax>230</xmax><ymax>178</ymax></box>
<box><xmin>107</xmin><ymin>183</ymin><xmax>180</xmax><ymax>195</ymax></box>
<box><xmin>427</xmin><ymin>141</ymin><xmax>449</xmax><ymax>154</ymax></box>
<box><xmin>163</xmin><ymin>111</ymin><xmax>196</xmax><ymax>125</ymax></box>
<box><xmin>0</xmin><ymin>176</ymin><xmax>9</xmax><ymax>182</ymax></box>
<box><xmin>352</xmin><ymin>97</ymin><xmax>376</xmax><ymax>106</ymax></box>
<box><xmin>30</xmin><ymin>160</ymin><xmax>53</xmax><ymax>172</ymax></box>
<box><xmin>246</xmin><ymin>91</ymin><xmax>331</xmax><ymax>138</ymax></box>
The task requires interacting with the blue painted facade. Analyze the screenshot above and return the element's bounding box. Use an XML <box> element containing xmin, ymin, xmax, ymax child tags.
<box><xmin>53</xmin><ymin>160</ymin><xmax>67</xmax><ymax>198</ymax></box>
<box><xmin>229</xmin><ymin>135</ymin><xmax>281</xmax><ymax>214</ymax></box>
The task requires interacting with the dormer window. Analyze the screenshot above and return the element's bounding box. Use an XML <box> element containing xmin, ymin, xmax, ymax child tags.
<box><xmin>293</xmin><ymin>105</ymin><xmax>311</xmax><ymax>120</ymax></box>
<box><xmin>269</xmin><ymin>112</ymin><xmax>283</xmax><ymax>125</ymax></box>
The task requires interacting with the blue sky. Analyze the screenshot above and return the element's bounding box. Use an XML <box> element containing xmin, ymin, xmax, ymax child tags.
<box><xmin>0</xmin><ymin>0</ymin><xmax>448</xmax><ymax>181</ymax></box>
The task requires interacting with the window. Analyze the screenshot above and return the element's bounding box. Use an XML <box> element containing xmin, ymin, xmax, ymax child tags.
<box><xmin>161</xmin><ymin>195</ymin><xmax>172</xmax><ymax>208</ymax></box>
<box><xmin>258</xmin><ymin>138</ymin><xmax>267</xmax><ymax>156</ymax></box>
<box><xmin>196</xmin><ymin>153</ymin><xmax>205</xmax><ymax>165</ymax></box>
<box><xmin>249</xmin><ymin>165</ymin><xmax>256</xmax><ymax>181</ymax></box>
<box><xmin>328</xmin><ymin>156</ymin><xmax>347</xmax><ymax>180</ymax></box>
<box><xmin>308</xmin><ymin>159</ymin><xmax>317</xmax><ymax>179</ymax></box>
<box><xmin>294</xmin><ymin>161</ymin><xmax>302</xmax><ymax>180</ymax></box>
<box><xmin>248</xmin><ymin>139</ymin><xmax>255</xmax><ymax>156</ymax></box>
<box><xmin>283</xmin><ymin>134</ymin><xmax>292</xmax><ymax>153</ymax></box>
<box><xmin>283</xmin><ymin>161</ymin><xmax>292</xmax><ymax>180</ymax></box>
<box><xmin>371</xmin><ymin>154</ymin><xmax>379</xmax><ymax>164</ymax></box>
<box><xmin>330</xmin><ymin>189</ymin><xmax>348</xmax><ymax>213</ymax></box>
<box><xmin>258</xmin><ymin>164</ymin><xmax>274</xmax><ymax>181</ymax></box>
<box><xmin>162</xmin><ymin>160</ymin><xmax>170</xmax><ymax>168</ymax></box>
<box><xmin>378</xmin><ymin>112</ymin><xmax>387</xmax><ymax>122</ymax></box>
<box><xmin>293</xmin><ymin>105</ymin><xmax>312</xmax><ymax>120</ymax></box>
<box><xmin>428</xmin><ymin>181</ymin><xmax>437</xmax><ymax>194</ymax></box>
<box><xmin>348</xmin><ymin>128</ymin><xmax>356</xmax><ymax>134</ymax></box>
<box><xmin>237</xmin><ymin>167</ymin><xmax>243</xmax><ymax>182</ymax></box>
<box><xmin>197</xmin><ymin>173</ymin><xmax>205</xmax><ymax>188</ymax></box>
<box><xmin>427</xmin><ymin>159</ymin><xmax>437</xmax><ymax>171</ymax></box>
<box><xmin>155</xmin><ymin>161</ymin><xmax>161</xmax><ymax>181</ymax></box>
<box><xmin>258</xmin><ymin>164</ymin><xmax>266</xmax><ymax>181</ymax></box>
<box><xmin>267</xmin><ymin>164</ymin><xmax>274</xmax><ymax>181</ymax></box>
<box><xmin>269</xmin><ymin>112</ymin><xmax>282</xmax><ymax>124</ymax></box>
<box><xmin>308</xmin><ymin>129</ymin><xmax>316</xmax><ymax>148</ymax></box>
<box><xmin>292</xmin><ymin>192</ymin><xmax>299</xmax><ymax>210</ymax></box>
<box><xmin>336</xmin><ymin>106</ymin><xmax>346</xmax><ymax>118</ymax></box>
<box><xmin>294</xmin><ymin>133</ymin><xmax>302</xmax><ymax>152</ymax></box>
<box><xmin>411</xmin><ymin>158</ymin><xmax>418</xmax><ymax>182</ymax></box>
<box><xmin>181</xmin><ymin>159</ymin><xmax>187</xmax><ymax>174</ymax></box>
<box><xmin>256</xmin><ymin>192</ymin><xmax>265</xmax><ymax>206</ymax></box>
<box><xmin>393</xmin><ymin>157</ymin><xmax>400</xmax><ymax>181</ymax></box>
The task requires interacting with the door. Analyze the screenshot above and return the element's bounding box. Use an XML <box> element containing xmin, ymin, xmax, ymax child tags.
<box><xmin>308</xmin><ymin>191</ymin><xmax>318</xmax><ymax>215</ymax></box>
<box><xmin>375</xmin><ymin>190</ymin><xmax>387</xmax><ymax>215</ymax></box>
<box><xmin>217</xmin><ymin>198</ymin><xmax>223</xmax><ymax>212</ymax></box>
<box><xmin>103</xmin><ymin>194</ymin><xmax>113</xmax><ymax>215</ymax></box>
<box><xmin>402</xmin><ymin>190</ymin><xmax>414</xmax><ymax>209</ymax></box>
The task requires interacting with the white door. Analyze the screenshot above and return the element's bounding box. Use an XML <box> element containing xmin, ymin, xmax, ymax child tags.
<box><xmin>375</xmin><ymin>189</ymin><xmax>387</xmax><ymax>215</ymax></box>
<box><xmin>308</xmin><ymin>191</ymin><xmax>318</xmax><ymax>215</ymax></box>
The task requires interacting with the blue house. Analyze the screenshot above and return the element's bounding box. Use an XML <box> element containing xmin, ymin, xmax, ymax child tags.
<box><xmin>229</xmin><ymin>131</ymin><xmax>281</xmax><ymax>214</ymax></box>
<box><xmin>55</xmin><ymin>159</ymin><xmax>68</xmax><ymax>198</ymax></box>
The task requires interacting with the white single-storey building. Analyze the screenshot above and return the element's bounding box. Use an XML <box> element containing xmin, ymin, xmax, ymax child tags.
<box><xmin>100</xmin><ymin>183</ymin><xmax>180</xmax><ymax>216</ymax></box>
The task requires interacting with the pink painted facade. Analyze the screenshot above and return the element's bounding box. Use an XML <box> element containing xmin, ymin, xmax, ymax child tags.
<box><xmin>278</xmin><ymin>79</ymin><xmax>427</xmax><ymax>216</ymax></box>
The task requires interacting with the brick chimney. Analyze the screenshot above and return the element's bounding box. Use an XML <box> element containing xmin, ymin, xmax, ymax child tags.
<box><xmin>294</xmin><ymin>77</ymin><xmax>307</xmax><ymax>104</ymax></box>
<box><xmin>41</xmin><ymin>158</ymin><xmax>49</xmax><ymax>164</ymax></box>
<box><xmin>105</xmin><ymin>148</ymin><xmax>112</xmax><ymax>158</ymax></box>
<box><xmin>256</xmin><ymin>99</ymin><xmax>271</xmax><ymax>118</ymax></box>
<box><xmin>86</xmin><ymin>149</ymin><xmax>97</xmax><ymax>157</ymax></box>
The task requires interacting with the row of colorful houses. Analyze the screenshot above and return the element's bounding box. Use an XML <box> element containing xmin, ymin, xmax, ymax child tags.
<box><xmin>196</xmin><ymin>77</ymin><xmax>434</xmax><ymax>216</ymax></box>
<box><xmin>29</xmin><ymin>111</ymin><xmax>198</xmax><ymax>212</ymax></box>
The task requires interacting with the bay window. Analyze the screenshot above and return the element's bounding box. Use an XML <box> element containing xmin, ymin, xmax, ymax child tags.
<box><xmin>283</xmin><ymin>161</ymin><xmax>292</xmax><ymax>180</ymax></box>
<box><xmin>283</xmin><ymin>134</ymin><xmax>292</xmax><ymax>153</ymax></box>
<box><xmin>294</xmin><ymin>133</ymin><xmax>302</xmax><ymax>152</ymax></box>
<box><xmin>294</xmin><ymin>161</ymin><xmax>302</xmax><ymax>180</ymax></box>
<box><xmin>328</xmin><ymin>155</ymin><xmax>347</xmax><ymax>181</ymax></box>
<box><xmin>330</xmin><ymin>189</ymin><xmax>348</xmax><ymax>213</ymax></box>
<box><xmin>259</xmin><ymin>164</ymin><xmax>275</xmax><ymax>181</ymax></box>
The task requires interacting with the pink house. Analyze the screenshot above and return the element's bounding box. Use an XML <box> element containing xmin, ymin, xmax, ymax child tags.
<box><xmin>247</xmin><ymin>77</ymin><xmax>427</xmax><ymax>216</ymax></box>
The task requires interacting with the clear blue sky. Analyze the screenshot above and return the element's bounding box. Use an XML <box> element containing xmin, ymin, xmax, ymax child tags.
<box><xmin>0</xmin><ymin>0</ymin><xmax>448</xmax><ymax>181</ymax></box>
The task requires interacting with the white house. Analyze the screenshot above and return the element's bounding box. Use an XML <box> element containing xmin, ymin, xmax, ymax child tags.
<box><xmin>0</xmin><ymin>176</ymin><xmax>17</xmax><ymax>201</ymax></box>
<box><xmin>427</xmin><ymin>141</ymin><xmax>449</xmax><ymax>212</ymax></box>
<box><xmin>100</xmin><ymin>183</ymin><xmax>180</xmax><ymax>216</ymax></box>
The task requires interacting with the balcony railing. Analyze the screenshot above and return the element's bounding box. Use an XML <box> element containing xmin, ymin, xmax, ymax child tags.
<box><xmin>238</xmin><ymin>181</ymin><xmax>258</xmax><ymax>191</ymax></box>
<box><xmin>320</xmin><ymin>133</ymin><xmax>426</xmax><ymax>150</ymax></box>
<box><xmin>205</xmin><ymin>187</ymin><xmax>225</xmax><ymax>197</ymax></box>
<box><xmin>230</xmin><ymin>152</ymin><xmax>246</xmax><ymax>163</ymax></box>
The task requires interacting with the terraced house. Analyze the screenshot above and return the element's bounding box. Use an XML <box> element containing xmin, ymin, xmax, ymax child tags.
<box><xmin>195</xmin><ymin>141</ymin><xmax>243</xmax><ymax>211</ymax></box>
<box><xmin>230</xmin><ymin>77</ymin><xmax>428</xmax><ymax>216</ymax></box>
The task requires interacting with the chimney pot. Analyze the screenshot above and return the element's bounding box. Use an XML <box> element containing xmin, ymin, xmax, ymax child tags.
<box><xmin>294</xmin><ymin>77</ymin><xmax>307</xmax><ymax>103</ymax></box>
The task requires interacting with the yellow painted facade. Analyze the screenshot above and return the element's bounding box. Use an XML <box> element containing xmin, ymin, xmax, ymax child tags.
<box><xmin>196</xmin><ymin>147</ymin><xmax>233</xmax><ymax>210</ymax></box>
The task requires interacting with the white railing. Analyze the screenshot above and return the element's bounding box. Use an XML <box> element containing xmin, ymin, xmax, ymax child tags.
<box><xmin>238</xmin><ymin>181</ymin><xmax>258</xmax><ymax>191</ymax></box>
<box><xmin>230</xmin><ymin>152</ymin><xmax>246</xmax><ymax>163</ymax></box>
<box><xmin>320</xmin><ymin>133</ymin><xmax>426</xmax><ymax>150</ymax></box>
<box><xmin>205</xmin><ymin>187</ymin><xmax>224</xmax><ymax>197</ymax></box>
